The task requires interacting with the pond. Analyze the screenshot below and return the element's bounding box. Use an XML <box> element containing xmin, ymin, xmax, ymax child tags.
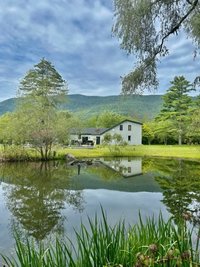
<box><xmin>0</xmin><ymin>157</ymin><xmax>199</xmax><ymax>253</ymax></box>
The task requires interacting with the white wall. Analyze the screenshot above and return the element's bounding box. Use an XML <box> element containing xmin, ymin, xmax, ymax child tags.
<box><xmin>101</xmin><ymin>121</ymin><xmax>142</xmax><ymax>145</ymax></box>
<box><xmin>100</xmin><ymin>157</ymin><xmax>142</xmax><ymax>177</ymax></box>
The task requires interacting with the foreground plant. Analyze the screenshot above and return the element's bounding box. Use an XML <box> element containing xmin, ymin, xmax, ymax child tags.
<box><xmin>1</xmin><ymin>211</ymin><xmax>200</xmax><ymax>267</ymax></box>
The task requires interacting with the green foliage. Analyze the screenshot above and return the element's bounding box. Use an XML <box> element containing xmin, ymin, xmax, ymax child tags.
<box><xmin>102</xmin><ymin>133</ymin><xmax>126</xmax><ymax>156</ymax></box>
<box><xmin>102</xmin><ymin>133</ymin><xmax>113</xmax><ymax>144</ymax></box>
<box><xmin>19</xmin><ymin>58</ymin><xmax>67</xmax><ymax>101</ymax></box>
<box><xmin>113</xmin><ymin>0</ymin><xmax>200</xmax><ymax>93</ymax></box>
<box><xmin>0</xmin><ymin>94</ymin><xmax>163</xmax><ymax>120</ymax></box>
<box><xmin>0</xmin><ymin>161</ymin><xmax>82</xmax><ymax>241</ymax></box>
<box><xmin>142</xmin><ymin>122</ymin><xmax>155</xmax><ymax>145</ymax></box>
<box><xmin>2</xmin><ymin>211</ymin><xmax>199</xmax><ymax>266</ymax></box>
<box><xmin>0</xmin><ymin>113</ymin><xmax>14</xmax><ymax>146</ymax></box>
<box><xmin>86</xmin><ymin>110</ymin><xmax>126</xmax><ymax>128</ymax></box>
<box><xmin>15</xmin><ymin>59</ymin><xmax>69</xmax><ymax>160</ymax></box>
<box><xmin>156</xmin><ymin>76</ymin><xmax>194</xmax><ymax>145</ymax></box>
<box><xmin>187</xmin><ymin>108</ymin><xmax>200</xmax><ymax>143</ymax></box>
<box><xmin>154</xmin><ymin>120</ymin><xmax>176</xmax><ymax>145</ymax></box>
<box><xmin>143</xmin><ymin>157</ymin><xmax>200</xmax><ymax>226</ymax></box>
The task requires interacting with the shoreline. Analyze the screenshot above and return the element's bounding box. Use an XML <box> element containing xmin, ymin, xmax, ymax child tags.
<box><xmin>0</xmin><ymin>145</ymin><xmax>200</xmax><ymax>162</ymax></box>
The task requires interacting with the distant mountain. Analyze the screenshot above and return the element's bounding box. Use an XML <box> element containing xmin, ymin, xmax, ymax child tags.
<box><xmin>0</xmin><ymin>94</ymin><xmax>163</xmax><ymax>120</ymax></box>
<box><xmin>0</xmin><ymin>98</ymin><xmax>16</xmax><ymax>115</ymax></box>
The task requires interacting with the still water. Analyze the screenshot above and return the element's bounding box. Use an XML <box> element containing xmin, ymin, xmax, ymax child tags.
<box><xmin>0</xmin><ymin>157</ymin><xmax>199</xmax><ymax>253</ymax></box>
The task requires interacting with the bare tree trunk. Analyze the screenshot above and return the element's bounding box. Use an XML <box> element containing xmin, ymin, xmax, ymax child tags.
<box><xmin>44</xmin><ymin>144</ymin><xmax>48</xmax><ymax>161</ymax></box>
<box><xmin>178</xmin><ymin>133</ymin><xmax>182</xmax><ymax>145</ymax></box>
<box><xmin>40</xmin><ymin>147</ymin><xmax>44</xmax><ymax>160</ymax></box>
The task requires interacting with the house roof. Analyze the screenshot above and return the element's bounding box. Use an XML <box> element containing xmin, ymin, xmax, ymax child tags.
<box><xmin>70</xmin><ymin>119</ymin><xmax>142</xmax><ymax>136</ymax></box>
<box><xmin>100</xmin><ymin>119</ymin><xmax>142</xmax><ymax>135</ymax></box>
<box><xmin>70</xmin><ymin>127</ymin><xmax>108</xmax><ymax>135</ymax></box>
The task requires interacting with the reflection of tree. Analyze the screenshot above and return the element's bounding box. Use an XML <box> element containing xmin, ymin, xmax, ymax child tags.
<box><xmin>145</xmin><ymin>158</ymin><xmax>200</xmax><ymax>225</ymax></box>
<box><xmin>0</xmin><ymin>161</ymin><xmax>84</xmax><ymax>241</ymax></box>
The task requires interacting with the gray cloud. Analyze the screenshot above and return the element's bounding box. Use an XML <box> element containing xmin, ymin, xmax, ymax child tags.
<box><xmin>0</xmin><ymin>0</ymin><xmax>199</xmax><ymax>101</ymax></box>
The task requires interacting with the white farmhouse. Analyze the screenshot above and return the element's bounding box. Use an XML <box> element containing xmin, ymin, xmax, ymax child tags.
<box><xmin>70</xmin><ymin>119</ymin><xmax>142</xmax><ymax>146</ymax></box>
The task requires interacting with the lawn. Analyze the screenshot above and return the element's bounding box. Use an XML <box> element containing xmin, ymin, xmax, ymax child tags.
<box><xmin>0</xmin><ymin>144</ymin><xmax>200</xmax><ymax>161</ymax></box>
<box><xmin>57</xmin><ymin>145</ymin><xmax>200</xmax><ymax>161</ymax></box>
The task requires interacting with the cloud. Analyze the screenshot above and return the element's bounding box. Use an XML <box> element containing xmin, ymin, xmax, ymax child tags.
<box><xmin>0</xmin><ymin>0</ymin><xmax>199</xmax><ymax>101</ymax></box>
<box><xmin>157</xmin><ymin>32</ymin><xmax>200</xmax><ymax>94</ymax></box>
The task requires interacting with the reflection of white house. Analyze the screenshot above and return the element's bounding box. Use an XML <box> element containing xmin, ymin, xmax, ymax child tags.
<box><xmin>70</xmin><ymin>119</ymin><xmax>142</xmax><ymax>146</ymax></box>
<box><xmin>100</xmin><ymin>157</ymin><xmax>142</xmax><ymax>177</ymax></box>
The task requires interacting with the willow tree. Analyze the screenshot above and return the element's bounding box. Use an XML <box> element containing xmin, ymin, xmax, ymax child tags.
<box><xmin>17</xmin><ymin>58</ymin><xmax>68</xmax><ymax>160</ymax></box>
<box><xmin>113</xmin><ymin>0</ymin><xmax>200</xmax><ymax>94</ymax></box>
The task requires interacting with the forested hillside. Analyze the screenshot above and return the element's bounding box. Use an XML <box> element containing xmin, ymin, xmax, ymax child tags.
<box><xmin>0</xmin><ymin>94</ymin><xmax>163</xmax><ymax>120</ymax></box>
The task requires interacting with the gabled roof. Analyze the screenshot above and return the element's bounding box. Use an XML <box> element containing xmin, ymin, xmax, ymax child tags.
<box><xmin>70</xmin><ymin>127</ymin><xmax>108</xmax><ymax>135</ymax></box>
<box><xmin>70</xmin><ymin>119</ymin><xmax>142</xmax><ymax>136</ymax></box>
<box><xmin>100</xmin><ymin>119</ymin><xmax>142</xmax><ymax>135</ymax></box>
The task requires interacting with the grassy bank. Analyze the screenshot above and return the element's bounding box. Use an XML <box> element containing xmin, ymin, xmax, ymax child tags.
<box><xmin>2</xmin><ymin>211</ymin><xmax>199</xmax><ymax>267</ymax></box>
<box><xmin>57</xmin><ymin>145</ymin><xmax>200</xmax><ymax>161</ymax></box>
<box><xmin>0</xmin><ymin>145</ymin><xmax>200</xmax><ymax>161</ymax></box>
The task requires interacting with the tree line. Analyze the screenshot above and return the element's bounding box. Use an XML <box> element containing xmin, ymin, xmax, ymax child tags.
<box><xmin>0</xmin><ymin>59</ymin><xmax>199</xmax><ymax>162</ymax></box>
<box><xmin>143</xmin><ymin>76</ymin><xmax>200</xmax><ymax>145</ymax></box>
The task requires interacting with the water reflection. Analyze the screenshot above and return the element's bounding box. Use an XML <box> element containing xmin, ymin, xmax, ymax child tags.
<box><xmin>0</xmin><ymin>161</ymin><xmax>84</xmax><ymax>241</ymax></box>
<box><xmin>99</xmin><ymin>157</ymin><xmax>142</xmax><ymax>177</ymax></box>
<box><xmin>0</xmin><ymin>157</ymin><xmax>199</xmax><ymax>249</ymax></box>
<box><xmin>143</xmin><ymin>158</ymin><xmax>200</xmax><ymax>225</ymax></box>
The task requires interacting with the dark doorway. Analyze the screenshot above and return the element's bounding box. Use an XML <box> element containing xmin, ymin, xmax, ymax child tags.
<box><xmin>82</xmin><ymin>137</ymin><xmax>88</xmax><ymax>144</ymax></box>
<box><xmin>96</xmin><ymin>136</ymin><xmax>100</xmax><ymax>145</ymax></box>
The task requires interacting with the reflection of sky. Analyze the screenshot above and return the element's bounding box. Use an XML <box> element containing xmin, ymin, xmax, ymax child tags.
<box><xmin>62</xmin><ymin>189</ymin><xmax>170</xmax><ymax>241</ymax></box>
<box><xmin>0</xmin><ymin>187</ymin><xmax>170</xmax><ymax>253</ymax></box>
<box><xmin>0</xmin><ymin>185</ymin><xmax>14</xmax><ymax>254</ymax></box>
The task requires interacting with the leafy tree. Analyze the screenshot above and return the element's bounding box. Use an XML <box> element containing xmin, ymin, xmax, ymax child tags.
<box><xmin>16</xmin><ymin>59</ymin><xmax>68</xmax><ymax>160</ymax></box>
<box><xmin>142</xmin><ymin>122</ymin><xmax>155</xmax><ymax>145</ymax></box>
<box><xmin>86</xmin><ymin>111</ymin><xmax>125</xmax><ymax>128</ymax></box>
<box><xmin>102</xmin><ymin>133</ymin><xmax>112</xmax><ymax>145</ymax></box>
<box><xmin>154</xmin><ymin>120</ymin><xmax>175</xmax><ymax>145</ymax></box>
<box><xmin>113</xmin><ymin>0</ymin><xmax>200</xmax><ymax>93</ymax></box>
<box><xmin>102</xmin><ymin>133</ymin><xmax>124</xmax><ymax>146</ymax></box>
<box><xmin>156</xmin><ymin>76</ymin><xmax>193</xmax><ymax>145</ymax></box>
<box><xmin>56</xmin><ymin>111</ymin><xmax>82</xmax><ymax>145</ymax></box>
<box><xmin>186</xmin><ymin>108</ymin><xmax>200</xmax><ymax>143</ymax></box>
<box><xmin>0</xmin><ymin>113</ymin><xmax>14</xmax><ymax>147</ymax></box>
<box><xmin>102</xmin><ymin>133</ymin><xmax>126</xmax><ymax>155</ymax></box>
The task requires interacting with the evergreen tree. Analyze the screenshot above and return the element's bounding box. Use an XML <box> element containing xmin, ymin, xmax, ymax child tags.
<box><xmin>19</xmin><ymin>58</ymin><xmax>67</xmax><ymax>105</ymax></box>
<box><xmin>156</xmin><ymin>76</ymin><xmax>194</xmax><ymax>145</ymax></box>
<box><xmin>16</xmin><ymin>59</ymin><xmax>68</xmax><ymax>160</ymax></box>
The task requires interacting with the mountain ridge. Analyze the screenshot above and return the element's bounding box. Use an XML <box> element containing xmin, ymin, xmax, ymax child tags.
<box><xmin>0</xmin><ymin>94</ymin><xmax>163</xmax><ymax>120</ymax></box>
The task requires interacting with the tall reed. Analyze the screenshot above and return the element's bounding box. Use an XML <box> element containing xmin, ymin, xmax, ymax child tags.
<box><xmin>2</xmin><ymin>210</ymin><xmax>199</xmax><ymax>267</ymax></box>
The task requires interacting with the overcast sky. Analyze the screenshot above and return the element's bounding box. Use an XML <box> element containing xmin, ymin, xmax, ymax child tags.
<box><xmin>0</xmin><ymin>0</ymin><xmax>200</xmax><ymax>101</ymax></box>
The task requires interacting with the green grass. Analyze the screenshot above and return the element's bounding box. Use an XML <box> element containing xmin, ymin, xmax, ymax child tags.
<box><xmin>1</xmin><ymin>144</ymin><xmax>200</xmax><ymax>161</ymax></box>
<box><xmin>1</xmin><ymin>210</ymin><xmax>199</xmax><ymax>266</ymax></box>
<box><xmin>57</xmin><ymin>145</ymin><xmax>200</xmax><ymax>161</ymax></box>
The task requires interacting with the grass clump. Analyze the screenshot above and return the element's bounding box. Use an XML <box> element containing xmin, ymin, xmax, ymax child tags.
<box><xmin>1</xmin><ymin>210</ymin><xmax>199</xmax><ymax>267</ymax></box>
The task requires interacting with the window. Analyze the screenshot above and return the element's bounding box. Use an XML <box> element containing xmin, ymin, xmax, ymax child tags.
<box><xmin>128</xmin><ymin>135</ymin><xmax>131</xmax><ymax>141</ymax></box>
<box><xmin>128</xmin><ymin>125</ymin><xmax>131</xmax><ymax>131</ymax></box>
<box><xmin>128</xmin><ymin>167</ymin><xmax>131</xmax><ymax>173</ymax></box>
<box><xmin>120</xmin><ymin>125</ymin><xmax>123</xmax><ymax>131</ymax></box>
